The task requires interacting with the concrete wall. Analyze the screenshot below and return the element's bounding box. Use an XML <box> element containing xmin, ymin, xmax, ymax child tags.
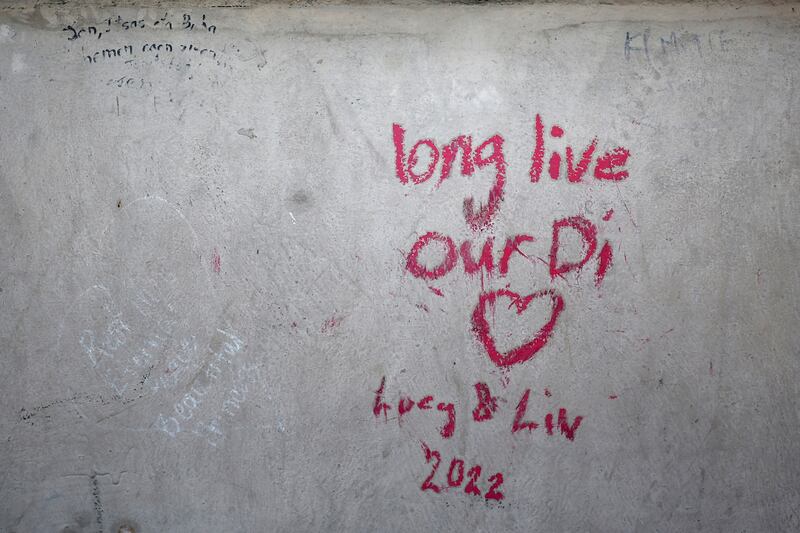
<box><xmin>1</xmin><ymin>1</ymin><xmax>799</xmax><ymax>531</ymax></box>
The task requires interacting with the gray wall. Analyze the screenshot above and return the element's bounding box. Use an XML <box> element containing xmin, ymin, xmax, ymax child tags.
<box><xmin>1</xmin><ymin>1</ymin><xmax>799</xmax><ymax>531</ymax></box>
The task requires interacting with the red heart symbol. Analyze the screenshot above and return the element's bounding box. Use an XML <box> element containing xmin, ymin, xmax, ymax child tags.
<box><xmin>471</xmin><ymin>288</ymin><xmax>564</xmax><ymax>368</ymax></box>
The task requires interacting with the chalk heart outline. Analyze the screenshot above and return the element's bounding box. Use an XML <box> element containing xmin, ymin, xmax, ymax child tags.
<box><xmin>471</xmin><ymin>288</ymin><xmax>565</xmax><ymax>368</ymax></box>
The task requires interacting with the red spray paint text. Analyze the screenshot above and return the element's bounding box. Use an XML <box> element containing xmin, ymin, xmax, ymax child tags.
<box><xmin>393</xmin><ymin>114</ymin><xmax>630</xmax><ymax>230</ymax></box>
<box><xmin>373</xmin><ymin>376</ymin><xmax>584</xmax><ymax>442</ymax></box>
<box><xmin>394</xmin><ymin>115</ymin><xmax>629</xmax><ymax>369</ymax></box>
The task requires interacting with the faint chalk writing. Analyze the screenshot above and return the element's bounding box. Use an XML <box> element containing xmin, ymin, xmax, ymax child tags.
<box><xmin>155</xmin><ymin>329</ymin><xmax>264</xmax><ymax>448</ymax></box>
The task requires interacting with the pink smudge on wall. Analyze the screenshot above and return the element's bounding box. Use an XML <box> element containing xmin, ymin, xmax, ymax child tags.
<box><xmin>428</xmin><ymin>286</ymin><xmax>444</xmax><ymax>297</ymax></box>
<box><xmin>322</xmin><ymin>315</ymin><xmax>343</xmax><ymax>333</ymax></box>
<box><xmin>212</xmin><ymin>248</ymin><xmax>221</xmax><ymax>273</ymax></box>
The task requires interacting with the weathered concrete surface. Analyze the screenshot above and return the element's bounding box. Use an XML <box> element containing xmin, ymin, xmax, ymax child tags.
<box><xmin>1</xmin><ymin>2</ymin><xmax>799</xmax><ymax>532</ymax></box>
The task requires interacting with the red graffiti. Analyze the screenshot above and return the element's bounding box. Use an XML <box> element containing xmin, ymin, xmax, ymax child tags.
<box><xmin>595</xmin><ymin>241</ymin><xmax>613</xmax><ymax>287</ymax></box>
<box><xmin>439</xmin><ymin>135</ymin><xmax>474</xmax><ymax>187</ymax></box>
<box><xmin>405</xmin><ymin>216</ymin><xmax>612</xmax><ymax>287</ymax></box>
<box><xmin>419</xmin><ymin>443</ymin><xmax>505</xmax><ymax>501</ymax></box>
<box><xmin>471</xmin><ymin>289</ymin><xmax>565</xmax><ymax>369</ymax></box>
<box><xmin>529</xmin><ymin>114</ymin><xmax>629</xmax><ymax>183</ymax></box>
<box><xmin>393</xmin><ymin>123</ymin><xmax>507</xmax><ymax>231</ymax></box>
<box><xmin>409</xmin><ymin>233</ymin><xmax>537</xmax><ymax>280</ymax></box>
<box><xmin>437</xmin><ymin>402</ymin><xmax>455</xmax><ymax>438</ymax></box>
<box><xmin>472</xmin><ymin>382</ymin><xmax>499</xmax><ymax>421</ymax></box>
<box><xmin>398</xmin><ymin>396</ymin><xmax>415</xmax><ymax>423</ymax></box>
<box><xmin>386</xmin><ymin>112</ymin><xmax>629</xmax><ymax>499</ymax></box>
<box><xmin>447</xmin><ymin>457</ymin><xmax>464</xmax><ymax>487</ymax></box>
<box><xmin>374</xmin><ymin>378</ymin><xmax>587</xmax><ymax>445</ymax></box>
<box><xmin>464</xmin><ymin>135</ymin><xmax>506</xmax><ymax>231</ymax></box>
<box><xmin>511</xmin><ymin>388</ymin><xmax>583</xmax><ymax>440</ymax></box>
<box><xmin>420</xmin><ymin>442</ymin><xmax>442</xmax><ymax>493</ymax></box>
<box><xmin>393</xmin><ymin>124</ymin><xmax>438</xmax><ymax>185</ymax></box>
<box><xmin>566</xmin><ymin>139</ymin><xmax>597</xmax><ymax>182</ymax></box>
<box><xmin>556</xmin><ymin>408</ymin><xmax>583</xmax><ymax>440</ymax></box>
<box><xmin>548</xmin><ymin>149</ymin><xmax>561</xmax><ymax>180</ymax></box>
<box><xmin>406</xmin><ymin>232</ymin><xmax>458</xmax><ymax>280</ymax></box>
<box><xmin>549</xmin><ymin>215</ymin><xmax>598</xmax><ymax>278</ymax></box>
<box><xmin>499</xmin><ymin>234</ymin><xmax>535</xmax><ymax>276</ymax></box>
<box><xmin>594</xmin><ymin>147</ymin><xmax>631</xmax><ymax>181</ymax></box>
<box><xmin>460</xmin><ymin>238</ymin><xmax>494</xmax><ymax>277</ymax></box>
<box><xmin>373</xmin><ymin>376</ymin><xmax>391</xmax><ymax>420</ymax></box>
<box><xmin>418</xmin><ymin>395</ymin><xmax>434</xmax><ymax>410</ymax></box>
<box><xmin>529</xmin><ymin>115</ymin><xmax>546</xmax><ymax>181</ymax></box>
<box><xmin>512</xmin><ymin>388</ymin><xmax>539</xmax><ymax>433</ymax></box>
<box><xmin>372</xmin><ymin>378</ymin><xmax>456</xmax><ymax>439</ymax></box>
